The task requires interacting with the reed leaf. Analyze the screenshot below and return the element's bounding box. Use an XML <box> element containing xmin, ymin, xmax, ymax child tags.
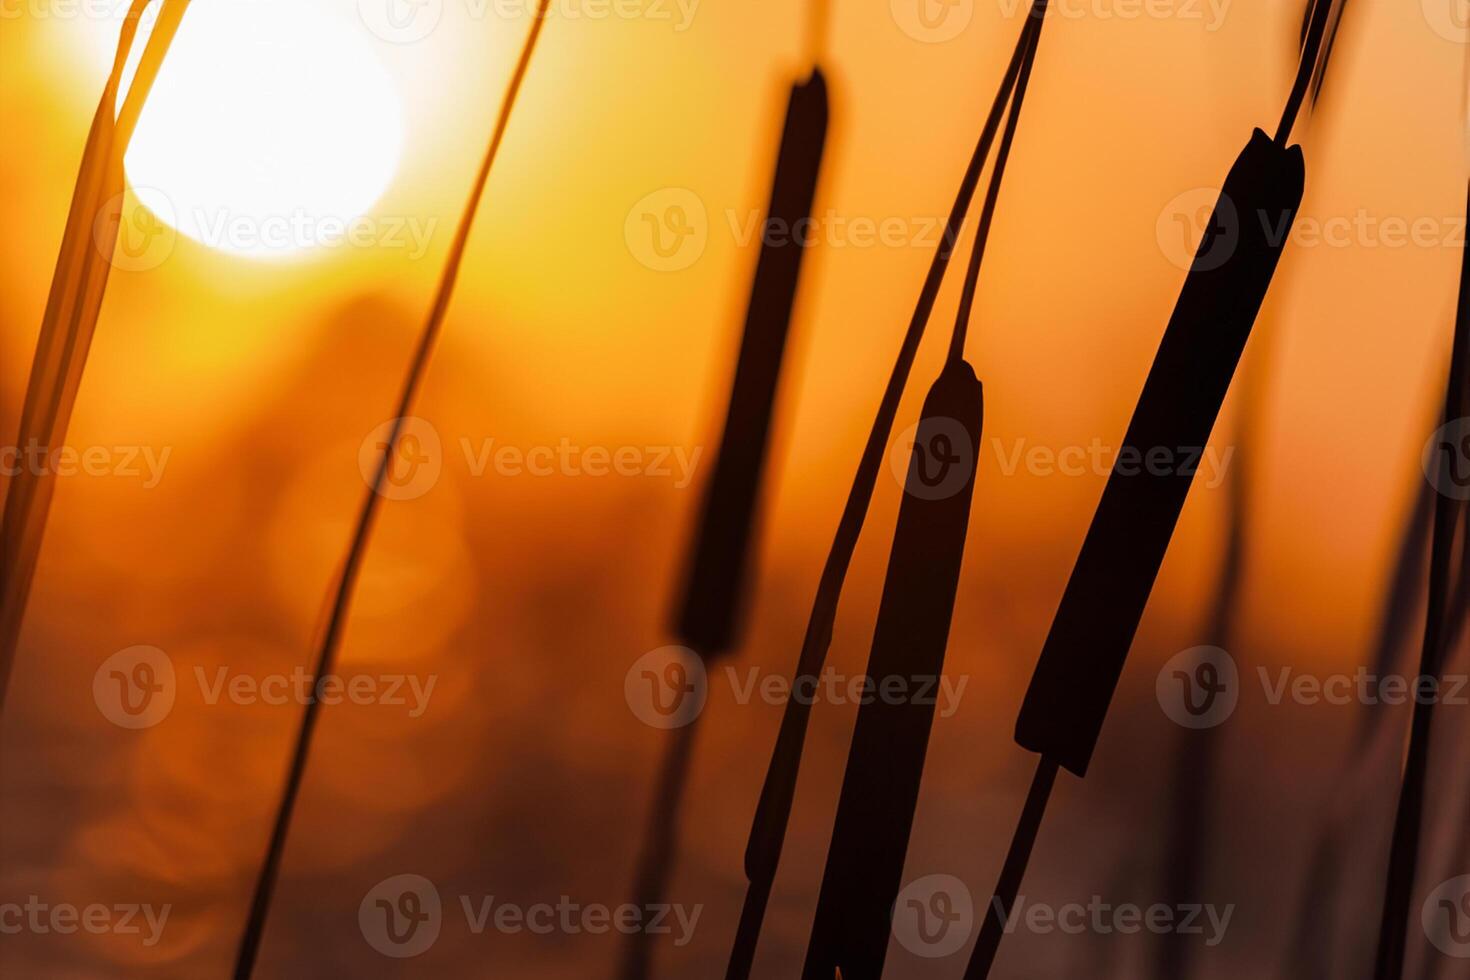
<box><xmin>1368</xmin><ymin>179</ymin><xmax>1470</xmax><ymax>980</ymax></box>
<box><xmin>0</xmin><ymin>0</ymin><xmax>190</xmax><ymax>712</ymax></box>
<box><xmin>1286</xmin><ymin>450</ymin><xmax>1436</xmax><ymax>980</ymax></box>
<box><xmin>230</xmin><ymin>6</ymin><xmax>552</xmax><ymax>976</ymax></box>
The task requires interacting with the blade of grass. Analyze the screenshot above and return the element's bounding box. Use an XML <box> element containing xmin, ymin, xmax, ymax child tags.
<box><xmin>229</xmin><ymin>6</ymin><xmax>553</xmax><ymax>976</ymax></box>
<box><xmin>1286</xmin><ymin>444</ymin><xmax>1436</xmax><ymax>980</ymax></box>
<box><xmin>0</xmin><ymin>0</ymin><xmax>191</xmax><ymax>712</ymax></box>
<box><xmin>1368</xmin><ymin>179</ymin><xmax>1470</xmax><ymax>980</ymax></box>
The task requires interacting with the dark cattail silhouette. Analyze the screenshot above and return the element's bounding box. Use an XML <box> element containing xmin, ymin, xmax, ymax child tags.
<box><xmin>800</xmin><ymin>359</ymin><xmax>983</xmax><ymax>980</ymax></box>
<box><xmin>618</xmin><ymin>17</ymin><xmax>831</xmax><ymax>980</ymax></box>
<box><xmin>1154</xmin><ymin>8</ymin><xmax>1355</xmax><ymax>974</ymax></box>
<box><xmin>1013</xmin><ymin>128</ymin><xmax>1304</xmax><ymax>776</ymax></box>
<box><xmin>722</xmin><ymin>5</ymin><xmax>1048</xmax><ymax>975</ymax></box>
<box><xmin>230</xmin><ymin>7</ymin><xmax>553</xmax><ymax>976</ymax></box>
<box><xmin>675</xmin><ymin>67</ymin><xmax>829</xmax><ymax>657</ymax></box>
<box><xmin>1369</xmin><ymin>180</ymin><xmax>1470</xmax><ymax>980</ymax></box>
<box><xmin>0</xmin><ymin>0</ymin><xmax>191</xmax><ymax>715</ymax></box>
<box><xmin>964</xmin><ymin>5</ymin><xmax>1333</xmax><ymax>974</ymax></box>
<box><xmin>801</xmin><ymin>9</ymin><xmax>1044</xmax><ymax>977</ymax></box>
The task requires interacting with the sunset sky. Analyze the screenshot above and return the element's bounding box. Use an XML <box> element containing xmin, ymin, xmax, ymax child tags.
<box><xmin>2</xmin><ymin>0</ymin><xmax>1468</xmax><ymax>975</ymax></box>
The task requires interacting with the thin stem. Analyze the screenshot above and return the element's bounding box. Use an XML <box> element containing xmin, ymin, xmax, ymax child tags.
<box><xmin>1368</xmin><ymin>179</ymin><xmax>1470</xmax><ymax>980</ymax></box>
<box><xmin>964</xmin><ymin>757</ymin><xmax>1060</xmax><ymax>980</ymax></box>
<box><xmin>805</xmin><ymin>0</ymin><xmax>830</xmax><ymax>70</ymax></box>
<box><xmin>948</xmin><ymin>1</ymin><xmax>1045</xmax><ymax>365</ymax></box>
<box><xmin>0</xmin><ymin>0</ymin><xmax>190</xmax><ymax>713</ymax></box>
<box><xmin>617</xmin><ymin>720</ymin><xmax>701</xmax><ymax>980</ymax></box>
<box><xmin>230</xmin><ymin>6</ymin><xmax>553</xmax><ymax>976</ymax></box>
<box><xmin>1275</xmin><ymin>0</ymin><xmax>1334</xmax><ymax>145</ymax></box>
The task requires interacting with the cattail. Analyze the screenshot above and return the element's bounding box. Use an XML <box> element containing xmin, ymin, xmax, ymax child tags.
<box><xmin>801</xmin><ymin>10</ymin><xmax>1044</xmax><ymax>978</ymax></box>
<box><xmin>723</xmin><ymin>5</ymin><xmax>1048</xmax><ymax>975</ymax></box>
<box><xmin>0</xmin><ymin>0</ymin><xmax>190</xmax><ymax>714</ymax></box>
<box><xmin>674</xmin><ymin>42</ymin><xmax>829</xmax><ymax>660</ymax></box>
<box><xmin>230</xmin><ymin>6</ymin><xmax>553</xmax><ymax>977</ymax></box>
<box><xmin>964</xmin><ymin>3</ymin><xmax>1337</xmax><ymax>974</ymax></box>
<box><xmin>1013</xmin><ymin>131</ymin><xmax>1304</xmax><ymax>775</ymax></box>
<box><xmin>1154</xmin><ymin>8</ymin><xmax>1354</xmax><ymax>975</ymax></box>
<box><xmin>801</xmin><ymin>363</ymin><xmax>983</xmax><ymax>979</ymax></box>
<box><xmin>618</xmin><ymin>14</ymin><xmax>831</xmax><ymax>980</ymax></box>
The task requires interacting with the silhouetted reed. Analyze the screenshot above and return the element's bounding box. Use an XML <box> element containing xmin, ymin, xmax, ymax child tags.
<box><xmin>1287</xmin><ymin>458</ymin><xmax>1434</xmax><ymax>980</ymax></box>
<box><xmin>673</xmin><ymin>0</ymin><xmax>828</xmax><ymax>663</ymax></box>
<box><xmin>618</xmin><ymin>13</ymin><xmax>831</xmax><ymax>980</ymax></box>
<box><xmin>1155</xmin><ymin>10</ymin><xmax>1357</xmax><ymax>973</ymax></box>
<box><xmin>230</xmin><ymin>6</ymin><xmax>553</xmax><ymax>976</ymax></box>
<box><xmin>721</xmin><ymin>4</ymin><xmax>1050</xmax><ymax>977</ymax></box>
<box><xmin>1369</xmin><ymin>179</ymin><xmax>1470</xmax><ymax>980</ymax></box>
<box><xmin>0</xmin><ymin>0</ymin><xmax>190</xmax><ymax>713</ymax></box>
<box><xmin>965</xmin><ymin>4</ymin><xmax>1337</xmax><ymax>975</ymax></box>
<box><xmin>802</xmin><ymin>10</ymin><xmax>1043</xmax><ymax>978</ymax></box>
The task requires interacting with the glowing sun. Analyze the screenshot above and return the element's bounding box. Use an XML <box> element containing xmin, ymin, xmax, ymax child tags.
<box><xmin>107</xmin><ymin>0</ymin><xmax>406</xmax><ymax>259</ymax></box>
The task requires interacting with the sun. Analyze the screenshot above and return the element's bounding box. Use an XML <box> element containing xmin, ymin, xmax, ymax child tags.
<box><xmin>103</xmin><ymin>0</ymin><xmax>406</xmax><ymax>260</ymax></box>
